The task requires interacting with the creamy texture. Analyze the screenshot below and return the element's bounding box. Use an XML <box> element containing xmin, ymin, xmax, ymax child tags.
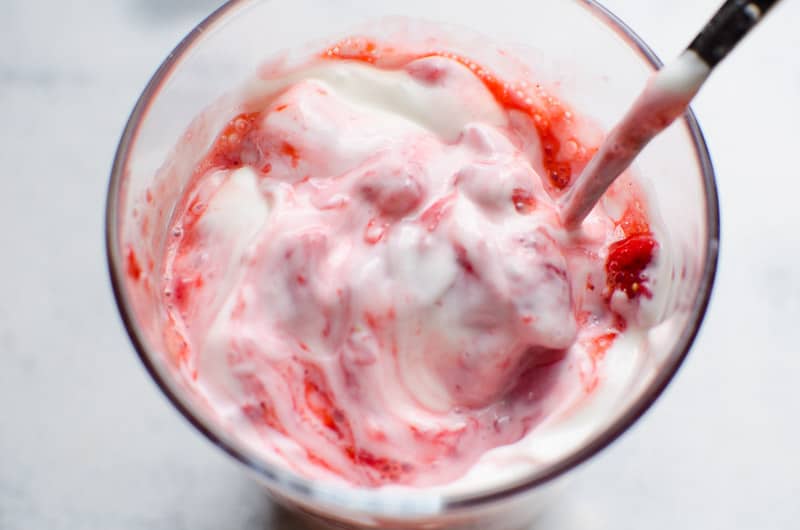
<box><xmin>147</xmin><ymin>41</ymin><xmax>663</xmax><ymax>488</ymax></box>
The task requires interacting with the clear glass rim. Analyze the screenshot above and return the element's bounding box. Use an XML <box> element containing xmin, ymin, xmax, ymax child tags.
<box><xmin>105</xmin><ymin>0</ymin><xmax>720</xmax><ymax>514</ymax></box>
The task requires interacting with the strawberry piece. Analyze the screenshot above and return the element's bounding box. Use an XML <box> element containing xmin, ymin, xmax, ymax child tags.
<box><xmin>605</xmin><ymin>233</ymin><xmax>657</xmax><ymax>299</ymax></box>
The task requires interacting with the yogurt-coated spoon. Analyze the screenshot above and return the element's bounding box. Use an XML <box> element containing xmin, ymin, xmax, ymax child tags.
<box><xmin>561</xmin><ymin>0</ymin><xmax>781</xmax><ymax>228</ymax></box>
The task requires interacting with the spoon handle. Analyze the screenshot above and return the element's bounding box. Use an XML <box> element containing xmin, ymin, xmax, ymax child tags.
<box><xmin>560</xmin><ymin>0</ymin><xmax>782</xmax><ymax>229</ymax></box>
<box><xmin>689</xmin><ymin>0</ymin><xmax>780</xmax><ymax>67</ymax></box>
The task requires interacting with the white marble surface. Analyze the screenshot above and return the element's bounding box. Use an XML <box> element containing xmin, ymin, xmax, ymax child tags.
<box><xmin>2</xmin><ymin>1</ymin><xmax>799</xmax><ymax>528</ymax></box>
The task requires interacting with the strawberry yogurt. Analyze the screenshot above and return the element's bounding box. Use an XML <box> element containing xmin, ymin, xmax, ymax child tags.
<box><xmin>131</xmin><ymin>34</ymin><xmax>665</xmax><ymax>489</ymax></box>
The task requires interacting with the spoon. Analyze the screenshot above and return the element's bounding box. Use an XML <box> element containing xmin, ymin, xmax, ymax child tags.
<box><xmin>560</xmin><ymin>0</ymin><xmax>781</xmax><ymax>229</ymax></box>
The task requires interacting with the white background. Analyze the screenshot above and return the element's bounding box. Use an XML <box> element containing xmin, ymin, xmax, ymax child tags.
<box><xmin>1</xmin><ymin>1</ymin><xmax>798</xmax><ymax>528</ymax></box>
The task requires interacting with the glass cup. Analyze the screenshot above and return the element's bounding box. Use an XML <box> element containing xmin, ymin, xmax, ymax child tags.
<box><xmin>106</xmin><ymin>1</ymin><xmax>719</xmax><ymax>528</ymax></box>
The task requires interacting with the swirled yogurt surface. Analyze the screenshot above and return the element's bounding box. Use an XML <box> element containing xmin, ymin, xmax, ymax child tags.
<box><xmin>129</xmin><ymin>35</ymin><xmax>665</xmax><ymax>488</ymax></box>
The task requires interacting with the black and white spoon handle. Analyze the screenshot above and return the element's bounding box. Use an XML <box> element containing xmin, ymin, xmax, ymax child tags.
<box><xmin>689</xmin><ymin>0</ymin><xmax>779</xmax><ymax>67</ymax></box>
<box><xmin>561</xmin><ymin>0</ymin><xmax>781</xmax><ymax>229</ymax></box>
